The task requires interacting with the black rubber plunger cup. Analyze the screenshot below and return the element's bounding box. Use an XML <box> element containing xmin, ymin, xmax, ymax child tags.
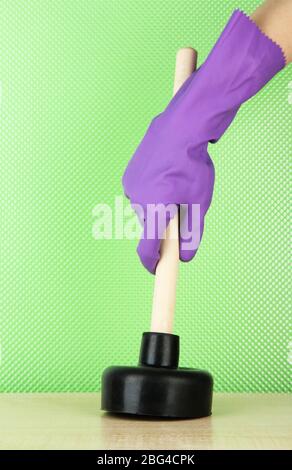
<box><xmin>101</xmin><ymin>332</ymin><xmax>213</xmax><ymax>418</ymax></box>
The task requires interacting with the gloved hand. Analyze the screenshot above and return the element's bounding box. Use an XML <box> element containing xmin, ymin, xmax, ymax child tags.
<box><xmin>123</xmin><ymin>10</ymin><xmax>285</xmax><ymax>273</ymax></box>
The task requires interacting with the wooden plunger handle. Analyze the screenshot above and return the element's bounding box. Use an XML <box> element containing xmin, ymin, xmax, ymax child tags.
<box><xmin>151</xmin><ymin>48</ymin><xmax>198</xmax><ymax>334</ymax></box>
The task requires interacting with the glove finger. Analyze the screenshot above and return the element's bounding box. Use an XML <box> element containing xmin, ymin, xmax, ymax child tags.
<box><xmin>137</xmin><ymin>204</ymin><xmax>178</xmax><ymax>274</ymax></box>
<box><xmin>179</xmin><ymin>203</ymin><xmax>204</xmax><ymax>262</ymax></box>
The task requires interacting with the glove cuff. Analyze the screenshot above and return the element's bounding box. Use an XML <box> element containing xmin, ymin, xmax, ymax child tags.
<box><xmin>213</xmin><ymin>9</ymin><xmax>286</xmax><ymax>86</ymax></box>
<box><xmin>205</xmin><ymin>9</ymin><xmax>286</xmax><ymax>142</ymax></box>
<box><xmin>163</xmin><ymin>10</ymin><xmax>286</xmax><ymax>145</ymax></box>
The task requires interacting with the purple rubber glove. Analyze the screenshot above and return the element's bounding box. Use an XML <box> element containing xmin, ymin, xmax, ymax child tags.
<box><xmin>123</xmin><ymin>10</ymin><xmax>285</xmax><ymax>274</ymax></box>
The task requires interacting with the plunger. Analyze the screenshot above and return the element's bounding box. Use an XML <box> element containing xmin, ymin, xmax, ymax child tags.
<box><xmin>101</xmin><ymin>48</ymin><xmax>213</xmax><ymax>418</ymax></box>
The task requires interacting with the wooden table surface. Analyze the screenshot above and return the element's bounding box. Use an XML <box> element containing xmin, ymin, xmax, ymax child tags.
<box><xmin>0</xmin><ymin>393</ymin><xmax>291</xmax><ymax>450</ymax></box>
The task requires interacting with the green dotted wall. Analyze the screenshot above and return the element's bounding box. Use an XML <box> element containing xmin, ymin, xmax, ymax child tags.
<box><xmin>0</xmin><ymin>1</ymin><xmax>291</xmax><ymax>392</ymax></box>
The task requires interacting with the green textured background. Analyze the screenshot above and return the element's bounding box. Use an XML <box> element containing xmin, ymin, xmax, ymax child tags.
<box><xmin>0</xmin><ymin>0</ymin><xmax>291</xmax><ymax>392</ymax></box>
